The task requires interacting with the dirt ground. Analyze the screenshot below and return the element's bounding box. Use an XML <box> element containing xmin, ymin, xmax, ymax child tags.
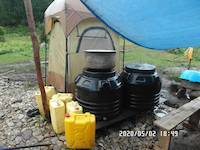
<box><xmin>0</xmin><ymin>62</ymin><xmax>199</xmax><ymax>150</ymax></box>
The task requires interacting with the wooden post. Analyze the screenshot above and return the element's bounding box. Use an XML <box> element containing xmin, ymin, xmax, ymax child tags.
<box><xmin>23</xmin><ymin>0</ymin><xmax>49</xmax><ymax>120</ymax></box>
<box><xmin>188</xmin><ymin>59</ymin><xmax>192</xmax><ymax>70</ymax></box>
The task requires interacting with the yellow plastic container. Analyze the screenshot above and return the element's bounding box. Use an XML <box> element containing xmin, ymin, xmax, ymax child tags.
<box><xmin>52</xmin><ymin>93</ymin><xmax>73</xmax><ymax>106</ymax></box>
<box><xmin>65</xmin><ymin>112</ymin><xmax>96</xmax><ymax>149</ymax></box>
<box><xmin>66</xmin><ymin>101</ymin><xmax>83</xmax><ymax>115</ymax></box>
<box><xmin>50</xmin><ymin>99</ymin><xmax>65</xmax><ymax>134</ymax></box>
<box><xmin>35</xmin><ymin>86</ymin><xmax>56</xmax><ymax>116</ymax></box>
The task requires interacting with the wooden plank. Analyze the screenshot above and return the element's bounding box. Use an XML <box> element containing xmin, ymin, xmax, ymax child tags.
<box><xmin>155</xmin><ymin>128</ymin><xmax>171</xmax><ymax>150</ymax></box>
<box><xmin>154</xmin><ymin>97</ymin><xmax>200</xmax><ymax>131</ymax></box>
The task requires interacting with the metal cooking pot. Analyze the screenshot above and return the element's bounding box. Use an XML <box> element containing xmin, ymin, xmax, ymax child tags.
<box><xmin>84</xmin><ymin>50</ymin><xmax>116</xmax><ymax>70</ymax></box>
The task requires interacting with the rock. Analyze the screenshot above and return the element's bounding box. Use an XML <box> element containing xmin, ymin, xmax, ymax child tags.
<box><xmin>15</xmin><ymin>136</ymin><xmax>22</xmax><ymax>145</ymax></box>
<box><xmin>176</xmin><ymin>124</ymin><xmax>184</xmax><ymax>130</ymax></box>
<box><xmin>16</xmin><ymin>122</ymin><xmax>23</xmax><ymax>127</ymax></box>
<box><xmin>17</xmin><ymin>114</ymin><xmax>24</xmax><ymax>120</ymax></box>
<box><xmin>7</xmin><ymin>121</ymin><xmax>14</xmax><ymax>127</ymax></box>
<box><xmin>0</xmin><ymin>112</ymin><xmax>5</xmax><ymax>120</ymax></box>
<box><xmin>51</xmin><ymin>137</ymin><xmax>59</xmax><ymax>145</ymax></box>
<box><xmin>164</xmin><ymin>95</ymin><xmax>180</xmax><ymax>108</ymax></box>
<box><xmin>26</xmin><ymin>137</ymin><xmax>38</xmax><ymax>145</ymax></box>
<box><xmin>179</xmin><ymin>130</ymin><xmax>188</xmax><ymax>137</ymax></box>
<box><xmin>58</xmin><ymin>135</ymin><xmax>65</xmax><ymax>142</ymax></box>
<box><xmin>32</xmin><ymin>128</ymin><xmax>41</xmax><ymax>137</ymax></box>
<box><xmin>163</xmin><ymin>67</ymin><xmax>186</xmax><ymax>77</ymax></box>
<box><xmin>35</xmin><ymin>135</ymin><xmax>44</xmax><ymax>142</ymax></box>
<box><xmin>190</xmin><ymin>90</ymin><xmax>200</xmax><ymax>99</ymax></box>
<box><xmin>161</xmin><ymin>78</ymin><xmax>172</xmax><ymax>89</ymax></box>
<box><xmin>22</xmin><ymin>129</ymin><xmax>32</xmax><ymax>140</ymax></box>
<box><xmin>53</xmin><ymin>145</ymin><xmax>62</xmax><ymax>150</ymax></box>
<box><xmin>181</xmin><ymin>80</ymin><xmax>200</xmax><ymax>90</ymax></box>
<box><xmin>13</xmin><ymin>129</ymin><xmax>21</xmax><ymax>136</ymax></box>
<box><xmin>170</xmin><ymin>80</ymin><xmax>181</xmax><ymax>93</ymax></box>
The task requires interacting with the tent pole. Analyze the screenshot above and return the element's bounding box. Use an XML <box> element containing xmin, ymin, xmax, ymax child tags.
<box><xmin>64</xmin><ymin>0</ymin><xmax>69</xmax><ymax>92</ymax></box>
<box><xmin>122</xmin><ymin>39</ymin><xmax>126</xmax><ymax>70</ymax></box>
<box><xmin>23</xmin><ymin>0</ymin><xmax>49</xmax><ymax>120</ymax></box>
<box><xmin>65</xmin><ymin>37</ymin><xmax>69</xmax><ymax>92</ymax></box>
<box><xmin>44</xmin><ymin>30</ymin><xmax>48</xmax><ymax>85</ymax></box>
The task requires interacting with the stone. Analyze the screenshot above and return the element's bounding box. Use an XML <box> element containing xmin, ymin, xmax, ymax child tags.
<box><xmin>0</xmin><ymin>112</ymin><xmax>5</xmax><ymax>120</ymax></box>
<box><xmin>7</xmin><ymin>121</ymin><xmax>14</xmax><ymax>127</ymax></box>
<box><xmin>176</xmin><ymin>124</ymin><xmax>184</xmax><ymax>130</ymax></box>
<box><xmin>32</xmin><ymin>128</ymin><xmax>41</xmax><ymax>136</ymax></box>
<box><xmin>16</xmin><ymin>122</ymin><xmax>23</xmax><ymax>127</ymax></box>
<box><xmin>53</xmin><ymin>145</ymin><xmax>62</xmax><ymax>150</ymax></box>
<box><xmin>15</xmin><ymin>136</ymin><xmax>22</xmax><ymax>145</ymax></box>
<box><xmin>26</xmin><ymin>137</ymin><xmax>38</xmax><ymax>145</ymax></box>
<box><xmin>22</xmin><ymin>129</ymin><xmax>32</xmax><ymax>140</ymax></box>
<box><xmin>179</xmin><ymin>130</ymin><xmax>188</xmax><ymax>137</ymax></box>
<box><xmin>51</xmin><ymin>137</ymin><xmax>59</xmax><ymax>145</ymax></box>
<box><xmin>190</xmin><ymin>90</ymin><xmax>200</xmax><ymax>98</ymax></box>
<box><xmin>35</xmin><ymin>135</ymin><xmax>44</xmax><ymax>142</ymax></box>
<box><xmin>58</xmin><ymin>135</ymin><xmax>65</xmax><ymax>142</ymax></box>
<box><xmin>17</xmin><ymin>114</ymin><xmax>24</xmax><ymax>120</ymax></box>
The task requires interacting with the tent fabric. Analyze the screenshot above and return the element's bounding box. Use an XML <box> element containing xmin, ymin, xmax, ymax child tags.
<box><xmin>48</xmin><ymin>22</ymin><xmax>66</xmax><ymax>91</ymax></box>
<box><xmin>81</xmin><ymin>0</ymin><xmax>200</xmax><ymax>50</ymax></box>
<box><xmin>44</xmin><ymin>0</ymin><xmax>66</xmax><ymax>34</ymax></box>
<box><xmin>45</xmin><ymin>0</ymin><xmax>94</xmax><ymax>35</ymax></box>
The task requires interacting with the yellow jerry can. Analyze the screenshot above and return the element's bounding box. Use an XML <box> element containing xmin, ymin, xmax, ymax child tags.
<box><xmin>65</xmin><ymin>112</ymin><xmax>96</xmax><ymax>149</ymax></box>
<box><xmin>52</xmin><ymin>93</ymin><xmax>73</xmax><ymax>106</ymax></box>
<box><xmin>66</xmin><ymin>101</ymin><xmax>83</xmax><ymax>115</ymax></box>
<box><xmin>50</xmin><ymin>99</ymin><xmax>65</xmax><ymax>134</ymax></box>
<box><xmin>35</xmin><ymin>86</ymin><xmax>56</xmax><ymax>116</ymax></box>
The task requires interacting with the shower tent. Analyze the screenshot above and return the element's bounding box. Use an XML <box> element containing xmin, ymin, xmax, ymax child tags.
<box><xmin>44</xmin><ymin>0</ymin><xmax>123</xmax><ymax>92</ymax></box>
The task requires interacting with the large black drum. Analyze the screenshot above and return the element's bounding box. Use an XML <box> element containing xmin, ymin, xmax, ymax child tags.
<box><xmin>75</xmin><ymin>70</ymin><xmax>122</xmax><ymax>120</ymax></box>
<box><xmin>122</xmin><ymin>63</ymin><xmax>161</xmax><ymax>111</ymax></box>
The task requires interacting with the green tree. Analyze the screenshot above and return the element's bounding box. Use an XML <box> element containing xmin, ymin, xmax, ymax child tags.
<box><xmin>0</xmin><ymin>26</ymin><xmax>5</xmax><ymax>42</ymax></box>
<box><xmin>0</xmin><ymin>0</ymin><xmax>53</xmax><ymax>26</ymax></box>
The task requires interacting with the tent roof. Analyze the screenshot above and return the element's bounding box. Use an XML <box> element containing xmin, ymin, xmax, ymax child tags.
<box><xmin>45</xmin><ymin>0</ymin><xmax>94</xmax><ymax>35</ymax></box>
<box><xmin>81</xmin><ymin>0</ymin><xmax>200</xmax><ymax>50</ymax></box>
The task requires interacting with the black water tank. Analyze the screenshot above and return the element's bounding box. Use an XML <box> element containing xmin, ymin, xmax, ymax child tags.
<box><xmin>75</xmin><ymin>70</ymin><xmax>122</xmax><ymax>120</ymax></box>
<box><xmin>122</xmin><ymin>63</ymin><xmax>161</xmax><ymax>111</ymax></box>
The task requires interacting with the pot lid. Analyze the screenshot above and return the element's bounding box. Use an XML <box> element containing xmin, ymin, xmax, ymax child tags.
<box><xmin>125</xmin><ymin>63</ymin><xmax>156</xmax><ymax>74</ymax></box>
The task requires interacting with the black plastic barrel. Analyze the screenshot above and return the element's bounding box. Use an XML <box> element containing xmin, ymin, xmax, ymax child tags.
<box><xmin>122</xmin><ymin>63</ymin><xmax>161</xmax><ymax>111</ymax></box>
<box><xmin>75</xmin><ymin>70</ymin><xmax>122</xmax><ymax>120</ymax></box>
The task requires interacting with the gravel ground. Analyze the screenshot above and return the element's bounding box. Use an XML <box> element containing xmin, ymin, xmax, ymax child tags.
<box><xmin>0</xmin><ymin>65</ymin><xmax>199</xmax><ymax>150</ymax></box>
<box><xmin>0</xmin><ymin>69</ymin><xmax>159</xmax><ymax>150</ymax></box>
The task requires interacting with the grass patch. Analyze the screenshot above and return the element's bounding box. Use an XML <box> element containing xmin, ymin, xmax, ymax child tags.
<box><xmin>124</xmin><ymin>44</ymin><xmax>200</xmax><ymax>69</ymax></box>
<box><xmin>0</xmin><ymin>25</ymin><xmax>46</xmax><ymax>65</ymax></box>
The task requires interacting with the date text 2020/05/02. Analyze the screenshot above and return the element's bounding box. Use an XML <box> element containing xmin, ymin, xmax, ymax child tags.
<box><xmin>119</xmin><ymin>130</ymin><xmax>179</xmax><ymax>137</ymax></box>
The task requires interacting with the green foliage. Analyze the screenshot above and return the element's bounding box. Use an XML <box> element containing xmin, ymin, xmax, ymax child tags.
<box><xmin>0</xmin><ymin>26</ymin><xmax>4</xmax><ymax>35</ymax></box>
<box><xmin>36</xmin><ymin>23</ymin><xmax>46</xmax><ymax>43</ymax></box>
<box><xmin>168</xmin><ymin>47</ymin><xmax>200</xmax><ymax>62</ymax></box>
<box><xmin>0</xmin><ymin>0</ymin><xmax>53</xmax><ymax>26</ymax></box>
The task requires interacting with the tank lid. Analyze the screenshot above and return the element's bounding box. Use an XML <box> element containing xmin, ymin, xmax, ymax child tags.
<box><xmin>125</xmin><ymin>63</ymin><xmax>156</xmax><ymax>74</ymax></box>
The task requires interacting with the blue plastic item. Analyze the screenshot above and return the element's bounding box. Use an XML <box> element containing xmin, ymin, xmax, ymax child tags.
<box><xmin>81</xmin><ymin>0</ymin><xmax>200</xmax><ymax>50</ymax></box>
<box><xmin>180</xmin><ymin>70</ymin><xmax>200</xmax><ymax>83</ymax></box>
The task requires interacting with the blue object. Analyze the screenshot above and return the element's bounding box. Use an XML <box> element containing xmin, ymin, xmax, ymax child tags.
<box><xmin>180</xmin><ymin>70</ymin><xmax>200</xmax><ymax>83</ymax></box>
<box><xmin>81</xmin><ymin>0</ymin><xmax>200</xmax><ymax>50</ymax></box>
